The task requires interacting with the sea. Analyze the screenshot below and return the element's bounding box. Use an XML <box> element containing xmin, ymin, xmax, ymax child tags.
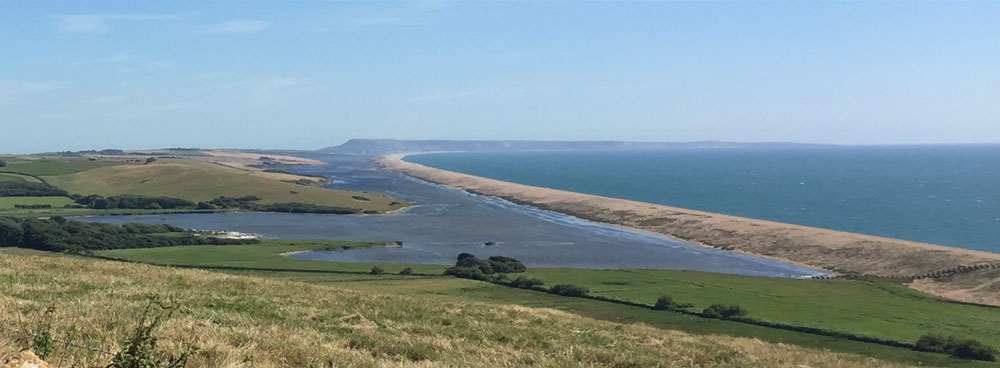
<box><xmin>406</xmin><ymin>145</ymin><xmax>1000</xmax><ymax>254</ymax></box>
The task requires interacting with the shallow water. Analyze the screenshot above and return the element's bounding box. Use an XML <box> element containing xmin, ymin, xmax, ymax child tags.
<box><xmin>81</xmin><ymin>153</ymin><xmax>821</xmax><ymax>277</ymax></box>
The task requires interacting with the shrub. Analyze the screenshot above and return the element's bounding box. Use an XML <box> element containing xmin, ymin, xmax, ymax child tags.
<box><xmin>915</xmin><ymin>334</ymin><xmax>997</xmax><ymax>361</ymax></box>
<box><xmin>548</xmin><ymin>284</ymin><xmax>589</xmax><ymax>297</ymax></box>
<box><xmin>108</xmin><ymin>297</ymin><xmax>198</xmax><ymax>368</ymax></box>
<box><xmin>510</xmin><ymin>276</ymin><xmax>544</xmax><ymax>289</ymax></box>
<box><xmin>702</xmin><ymin>304</ymin><xmax>748</xmax><ymax>319</ymax></box>
<box><xmin>443</xmin><ymin>266</ymin><xmax>486</xmax><ymax>280</ymax></box>
<box><xmin>951</xmin><ymin>339</ymin><xmax>996</xmax><ymax>361</ymax></box>
<box><xmin>399</xmin><ymin>267</ymin><xmax>413</xmax><ymax>275</ymax></box>
<box><xmin>0</xmin><ymin>159</ymin><xmax>5</xmax><ymax>167</ymax></box>
<box><xmin>370</xmin><ymin>266</ymin><xmax>386</xmax><ymax>275</ymax></box>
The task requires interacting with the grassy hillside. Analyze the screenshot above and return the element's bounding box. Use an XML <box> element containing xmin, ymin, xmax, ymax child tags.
<box><xmin>0</xmin><ymin>249</ymin><xmax>906</xmax><ymax>368</ymax></box>
<box><xmin>3</xmin><ymin>159</ymin><xmax>124</xmax><ymax>176</ymax></box>
<box><xmin>43</xmin><ymin>158</ymin><xmax>407</xmax><ymax>212</ymax></box>
<box><xmin>0</xmin><ymin>173</ymin><xmax>42</xmax><ymax>183</ymax></box>
<box><xmin>97</xmin><ymin>244</ymin><xmax>1000</xmax><ymax>366</ymax></box>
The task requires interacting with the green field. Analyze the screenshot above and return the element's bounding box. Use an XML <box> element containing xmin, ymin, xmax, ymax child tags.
<box><xmin>0</xmin><ymin>196</ymin><xmax>76</xmax><ymax>210</ymax></box>
<box><xmin>3</xmin><ymin>159</ymin><xmax>124</xmax><ymax>176</ymax></box>
<box><xmin>0</xmin><ymin>173</ymin><xmax>42</xmax><ymax>183</ymax></box>
<box><xmin>96</xmin><ymin>244</ymin><xmax>999</xmax><ymax>367</ymax></box>
<box><xmin>515</xmin><ymin>268</ymin><xmax>1000</xmax><ymax>347</ymax></box>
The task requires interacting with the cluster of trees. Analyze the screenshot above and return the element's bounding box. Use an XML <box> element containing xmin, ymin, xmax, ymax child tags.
<box><xmin>0</xmin><ymin>217</ymin><xmax>256</xmax><ymax>253</ymax></box>
<box><xmin>74</xmin><ymin>195</ymin><xmax>196</xmax><ymax>210</ymax></box>
<box><xmin>915</xmin><ymin>334</ymin><xmax>997</xmax><ymax>362</ymax></box>
<box><xmin>63</xmin><ymin>193</ymin><xmax>363</xmax><ymax>215</ymax></box>
<box><xmin>444</xmin><ymin>253</ymin><xmax>527</xmax><ymax>280</ymax></box>
<box><xmin>0</xmin><ymin>182</ymin><xmax>68</xmax><ymax>197</ymax></box>
<box><xmin>199</xmin><ymin>195</ymin><xmax>360</xmax><ymax>214</ymax></box>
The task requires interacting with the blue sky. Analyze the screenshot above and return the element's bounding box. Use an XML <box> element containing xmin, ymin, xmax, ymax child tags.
<box><xmin>1</xmin><ymin>1</ymin><xmax>999</xmax><ymax>153</ymax></box>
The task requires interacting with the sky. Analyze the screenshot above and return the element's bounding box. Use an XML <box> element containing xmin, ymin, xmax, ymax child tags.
<box><xmin>1</xmin><ymin>1</ymin><xmax>999</xmax><ymax>153</ymax></box>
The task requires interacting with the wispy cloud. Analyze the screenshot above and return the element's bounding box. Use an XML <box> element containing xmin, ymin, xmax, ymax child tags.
<box><xmin>70</xmin><ymin>53</ymin><xmax>173</xmax><ymax>74</ymax></box>
<box><xmin>49</xmin><ymin>13</ymin><xmax>188</xmax><ymax>34</ymax></box>
<box><xmin>317</xmin><ymin>0</ymin><xmax>453</xmax><ymax>30</ymax></box>
<box><xmin>409</xmin><ymin>88</ymin><xmax>483</xmax><ymax>103</ymax></box>
<box><xmin>195</xmin><ymin>20</ymin><xmax>269</xmax><ymax>35</ymax></box>
<box><xmin>0</xmin><ymin>81</ymin><xmax>61</xmax><ymax>108</ymax></box>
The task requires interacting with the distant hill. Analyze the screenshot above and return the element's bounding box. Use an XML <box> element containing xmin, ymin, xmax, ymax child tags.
<box><xmin>321</xmin><ymin>139</ymin><xmax>831</xmax><ymax>155</ymax></box>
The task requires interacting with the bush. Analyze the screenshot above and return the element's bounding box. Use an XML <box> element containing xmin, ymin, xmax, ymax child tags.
<box><xmin>399</xmin><ymin>267</ymin><xmax>413</xmax><ymax>275</ymax></box>
<box><xmin>915</xmin><ymin>334</ymin><xmax>997</xmax><ymax>361</ymax></box>
<box><xmin>652</xmin><ymin>295</ymin><xmax>693</xmax><ymax>310</ymax></box>
<box><xmin>0</xmin><ymin>159</ymin><xmax>6</xmax><ymax>167</ymax></box>
<box><xmin>548</xmin><ymin>284</ymin><xmax>589</xmax><ymax>297</ymax></box>
<box><xmin>108</xmin><ymin>297</ymin><xmax>198</xmax><ymax>368</ymax></box>
<box><xmin>702</xmin><ymin>304</ymin><xmax>748</xmax><ymax>319</ymax></box>
<box><xmin>510</xmin><ymin>276</ymin><xmax>544</xmax><ymax>289</ymax></box>
<box><xmin>370</xmin><ymin>266</ymin><xmax>386</xmax><ymax>275</ymax></box>
<box><xmin>443</xmin><ymin>266</ymin><xmax>486</xmax><ymax>280</ymax></box>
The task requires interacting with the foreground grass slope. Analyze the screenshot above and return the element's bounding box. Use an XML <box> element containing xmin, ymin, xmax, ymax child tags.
<box><xmin>42</xmin><ymin>158</ymin><xmax>407</xmax><ymax>212</ymax></box>
<box><xmin>98</xmin><ymin>245</ymin><xmax>997</xmax><ymax>366</ymax></box>
<box><xmin>0</xmin><ymin>249</ymin><xmax>905</xmax><ymax>368</ymax></box>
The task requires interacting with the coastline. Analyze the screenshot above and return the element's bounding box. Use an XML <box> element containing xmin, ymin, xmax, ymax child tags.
<box><xmin>377</xmin><ymin>153</ymin><xmax>1000</xmax><ymax>306</ymax></box>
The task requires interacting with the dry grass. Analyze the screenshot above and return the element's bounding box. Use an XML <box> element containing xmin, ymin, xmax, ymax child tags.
<box><xmin>0</xmin><ymin>249</ymin><xmax>909</xmax><ymax>368</ymax></box>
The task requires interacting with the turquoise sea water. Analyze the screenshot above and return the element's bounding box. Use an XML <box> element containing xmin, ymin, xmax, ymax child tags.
<box><xmin>407</xmin><ymin>145</ymin><xmax>1000</xmax><ymax>253</ymax></box>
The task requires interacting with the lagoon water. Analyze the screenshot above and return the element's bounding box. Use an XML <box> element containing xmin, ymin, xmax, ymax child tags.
<box><xmin>408</xmin><ymin>145</ymin><xmax>1000</xmax><ymax>253</ymax></box>
<box><xmin>82</xmin><ymin>153</ymin><xmax>820</xmax><ymax>277</ymax></box>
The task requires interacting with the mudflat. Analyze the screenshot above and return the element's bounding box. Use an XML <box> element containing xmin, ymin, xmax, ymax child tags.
<box><xmin>378</xmin><ymin>154</ymin><xmax>1000</xmax><ymax>306</ymax></box>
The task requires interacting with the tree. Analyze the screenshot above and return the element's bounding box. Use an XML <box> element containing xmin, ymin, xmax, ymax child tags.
<box><xmin>0</xmin><ymin>159</ymin><xmax>6</xmax><ymax>167</ymax></box>
<box><xmin>399</xmin><ymin>267</ymin><xmax>413</xmax><ymax>275</ymax></box>
<box><xmin>370</xmin><ymin>266</ymin><xmax>386</xmax><ymax>275</ymax></box>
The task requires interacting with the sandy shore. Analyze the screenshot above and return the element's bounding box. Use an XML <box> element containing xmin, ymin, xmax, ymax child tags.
<box><xmin>378</xmin><ymin>154</ymin><xmax>1000</xmax><ymax>305</ymax></box>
